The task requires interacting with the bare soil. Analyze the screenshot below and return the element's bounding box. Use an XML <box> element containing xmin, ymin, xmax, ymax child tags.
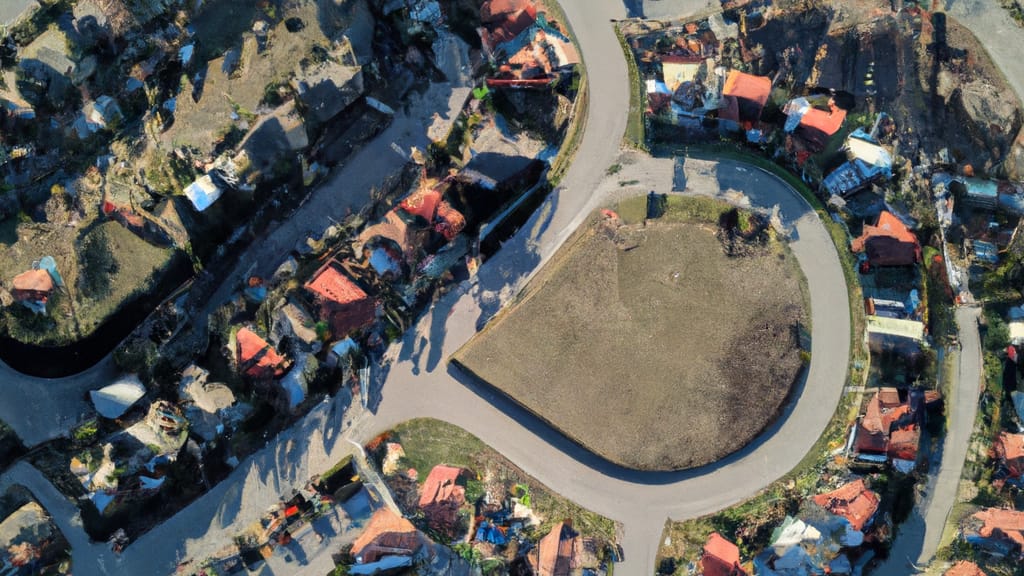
<box><xmin>456</xmin><ymin>201</ymin><xmax>807</xmax><ymax>471</ymax></box>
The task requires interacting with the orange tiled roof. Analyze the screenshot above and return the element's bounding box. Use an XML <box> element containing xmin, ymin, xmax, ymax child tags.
<box><xmin>700</xmin><ymin>532</ymin><xmax>746</xmax><ymax>576</ymax></box>
<box><xmin>799</xmin><ymin>104</ymin><xmax>846</xmax><ymax>137</ymax></box>
<box><xmin>351</xmin><ymin>508</ymin><xmax>422</xmax><ymax>564</ymax></box>
<box><xmin>236</xmin><ymin>327</ymin><xmax>286</xmax><ymax>379</ymax></box>
<box><xmin>534</xmin><ymin>521</ymin><xmax>580</xmax><ymax>576</ymax></box>
<box><xmin>722</xmin><ymin>69</ymin><xmax>771</xmax><ymax>108</ymax></box>
<box><xmin>435</xmin><ymin>202</ymin><xmax>466</xmax><ymax>241</ymax></box>
<box><xmin>481</xmin><ymin>0</ymin><xmax>534</xmax><ymax>22</ymax></box>
<box><xmin>861</xmin><ymin>388</ymin><xmax>911</xmax><ymax>436</ymax></box>
<box><xmin>945</xmin><ymin>561</ymin><xmax>987</xmax><ymax>576</ymax></box>
<box><xmin>995</xmin><ymin>432</ymin><xmax>1024</xmax><ymax>477</ymax></box>
<box><xmin>305</xmin><ymin>265</ymin><xmax>368</xmax><ymax>306</ymax></box>
<box><xmin>399</xmin><ymin>188</ymin><xmax>443</xmax><ymax>222</ymax></box>
<box><xmin>851</xmin><ymin>211</ymin><xmax>920</xmax><ymax>255</ymax></box>
<box><xmin>418</xmin><ymin>465</ymin><xmax>465</xmax><ymax>508</ymax></box>
<box><xmin>11</xmin><ymin>269</ymin><xmax>54</xmax><ymax>294</ymax></box>
<box><xmin>973</xmin><ymin>508</ymin><xmax>1024</xmax><ymax>550</ymax></box>
<box><xmin>888</xmin><ymin>427</ymin><xmax>921</xmax><ymax>461</ymax></box>
<box><xmin>811</xmin><ymin>479</ymin><xmax>880</xmax><ymax>531</ymax></box>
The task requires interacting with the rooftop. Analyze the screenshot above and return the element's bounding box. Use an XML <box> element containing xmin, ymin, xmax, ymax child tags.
<box><xmin>305</xmin><ymin>265</ymin><xmax>369</xmax><ymax>306</ymax></box>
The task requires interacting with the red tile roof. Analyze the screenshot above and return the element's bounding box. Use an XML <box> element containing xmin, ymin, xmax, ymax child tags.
<box><xmin>11</xmin><ymin>269</ymin><xmax>54</xmax><ymax>297</ymax></box>
<box><xmin>888</xmin><ymin>427</ymin><xmax>921</xmax><ymax>461</ymax></box>
<box><xmin>811</xmin><ymin>479</ymin><xmax>880</xmax><ymax>531</ymax></box>
<box><xmin>945</xmin><ymin>561</ymin><xmax>987</xmax><ymax>576</ymax></box>
<box><xmin>481</xmin><ymin>0</ymin><xmax>534</xmax><ymax>23</ymax></box>
<box><xmin>236</xmin><ymin>327</ymin><xmax>287</xmax><ymax>380</ymax></box>
<box><xmin>418</xmin><ymin>465</ymin><xmax>465</xmax><ymax>508</ymax></box>
<box><xmin>305</xmin><ymin>265</ymin><xmax>368</xmax><ymax>306</ymax></box>
<box><xmin>351</xmin><ymin>508</ymin><xmax>422</xmax><ymax>564</ymax></box>
<box><xmin>479</xmin><ymin>3</ymin><xmax>538</xmax><ymax>52</ymax></box>
<box><xmin>973</xmin><ymin>508</ymin><xmax>1024</xmax><ymax>550</ymax></box>
<box><xmin>534</xmin><ymin>521</ymin><xmax>580</xmax><ymax>576</ymax></box>
<box><xmin>799</xmin><ymin>102</ymin><xmax>846</xmax><ymax>137</ymax></box>
<box><xmin>700</xmin><ymin>532</ymin><xmax>746</xmax><ymax>576</ymax></box>
<box><xmin>435</xmin><ymin>202</ymin><xmax>466</xmax><ymax>241</ymax></box>
<box><xmin>995</xmin><ymin>432</ymin><xmax>1024</xmax><ymax>478</ymax></box>
<box><xmin>861</xmin><ymin>388</ymin><xmax>911</xmax><ymax>436</ymax></box>
<box><xmin>399</xmin><ymin>188</ymin><xmax>443</xmax><ymax>222</ymax></box>
<box><xmin>722</xmin><ymin>70</ymin><xmax>771</xmax><ymax>109</ymax></box>
<box><xmin>852</xmin><ymin>211</ymin><xmax>921</xmax><ymax>266</ymax></box>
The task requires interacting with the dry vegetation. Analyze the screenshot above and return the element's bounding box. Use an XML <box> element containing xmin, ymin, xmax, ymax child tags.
<box><xmin>455</xmin><ymin>196</ymin><xmax>808</xmax><ymax>471</ymax></box>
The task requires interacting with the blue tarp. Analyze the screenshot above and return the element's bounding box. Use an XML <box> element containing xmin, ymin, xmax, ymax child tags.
<box><xmin>475</xmin><ymin>521</ymin><xmax>507</xmax><ymax>545</ymax></box>
<box><xmin>38</xmin><ymin>256</ymin><xmax>63</xmax><ymax>287</ymax></box>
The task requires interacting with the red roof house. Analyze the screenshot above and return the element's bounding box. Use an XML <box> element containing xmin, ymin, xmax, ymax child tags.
<box><xmin>351</xmin><ymin>508</ymin><xmax>423</xmax><ymax>564</ymax></box>
<box><xmin>304</xmin><ymin>263</ymin><xmax>375</xmax><ymax>339</ymax></box>
<box><xmin>852</xmin><ymin>211</ymin><xmax>922</xmax><ymax>267</ymax></box>
<box><xmin>398</xmin><ymin>187</ymin><xmax>443</xmax><ymax>223</ymax></box>
<box><xmin>971</xmin><ymin>508</ymin><xmax>1024</xmax><ymax>553</ymax></box>
<box><xmin>812</xmin><ymin>479</ymin><xmax>880</xmax><ymax>532</ymax></box>
<box><xmin>530</xmin><ymin>520</ymin><xmax>581</xmax><ymax>576</ymax></box>
<box><xmin>10</xmin><ymin>269</ymin><xmax>54</xmax><ymax>302</ymax></box>
<box><xmin>995</xmin><ymin>432</ymin><xmax>1024</xmax><ymax>479</ymax></box>
<box><xmin>699</xmin><ymin>532</ymin><xmax>746</xmax><ymax>576</ymax></box>
<box><xmin>478</xmin><ymin>0</ymin><xmax>538</xmax><ymax>54</ymax></box>
<box><xmin>236</xmin><ymin>327</ymin><xmax>287</xmax><ymax>380</ymax></box>
<box><xmin>719</xmin><ymin>70</ymin><xmax>772</xmax><ymax>126</ymax></box>
<box><xmin>945</xmin><ymin>560</ymin><xmax>988</xmax><ymax>576</ymax></box>
<box><xmin>418</xmin><ymin>465</ymin><xmax>467</xmax><ymax>536</ymax></box>
<box><xmin>854</xmin><ymin>387</ymin><xmax>922</xmax><ymax>466</ymax></box>
<box><xmin>794</xmin><ymin>99</ymin><xmax>847</xmax><ymax>151</ymax></box>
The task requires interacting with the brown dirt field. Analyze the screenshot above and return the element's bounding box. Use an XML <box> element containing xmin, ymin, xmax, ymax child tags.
<box><xmin>455</xmin><ymin>205</ymin><xmax>808</xmax><ymax>471</ymax></box>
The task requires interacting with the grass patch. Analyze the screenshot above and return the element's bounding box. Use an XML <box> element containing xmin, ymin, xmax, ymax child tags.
<box><xmin>456</xmin><ymin>197</ymin><xmax>807</xmax><ymax>470</ymax></box>
<box><xmin>387</xmin><ymin>418</ymin><xmax>618</xmax><ymax>542</ymax></box>
<box><xmin>615</xmin><ymin>24</ymin><xmax>646</xmax><ymax>149</ymax></box>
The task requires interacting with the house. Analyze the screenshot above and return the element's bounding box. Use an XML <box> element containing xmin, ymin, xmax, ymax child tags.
<box><xmin>183</xmin><ymin>174</ymin><xmax>223</xmax><ymax>212</ymax></box>
<box><xmin>718</xmin><ymin>69</ymin><xmax>771</xmax><ymax>131</ymax></box>
<box><xmin>662</xmin><ymin>55</ymin><xmax>705</xmax><ymax>93</ymax></box>
<box><xmin>994</xmin><ymin>432</ymin><xmax>1024</xmax><ymax>480</ymax></box>
<box><xmin>965</xmin><ymin>508</ymin><xmax>1024</xmax><ymax>557</ymax></box>
<box><xmin>783</xmin><ymin>96</ymin><xmax>847</xmax><ymax>151</ymax></box>
<box><xmin>699</xmin><ymin>532</ymin><xmax>747</xmax><ymax>576</ymax></box>
<box><xmin>478</xmin><ymin>0</ymin><xmax>539</xmax><ymax>56</ymax></box>
<box><xmin>304</xmin><ymin>262</ymin><xmax>376</xmax><ymax>339</ymax></box>
<box><xmin>945</xmin><ymin>561</ymin><xmax>988</xmax><ymax>576</ymax></box>
<box><xmin>811</xmin><ymin>479</ymin><xmax>880</xmax><ymax>532</ymax></box>
<box><xmin>90</xmin><ymin>374</ymin><xmax>146</xmax><ymax>419</ymax></box>
<box><xmin>529</xmin><ymin>520</ymin><xmax>581</xmax><ymax>576</ymax></box>
<box><xmin>852</xmin><ymin>211</ymin><xmax>921</xmax><ymax>267</ymax></box>
<box><xmin>350</xmin><ymin>508</ymin><xmax>424</xmax><ymax>566</ymax></box>
<box><xmin>823</xmin><ymin>131</ymin><xmax>893</xmax><ymax>197</ymax></box>
<box><xmin>485</xmin><ymin>14</ymin><xmax>580</xmax><ymax>88</ymax></box>
<box><xmin>398</xmin><ymin>187</ymin><xmax>467</xmax><ymax>242</ymax></box>
<box><xmin>235</xmin><ymin>327</ymin><xmax>288</xmax><ymax>381</ymax></box>
<box><xmin>853</xmin><ymin>387</ymin><xmax>922</xmax><ymax>471</ymax></box>
<box><xmin>10</xmin><ymin>268</ymin><xmax>54</xmax><ymax>305</ymax></box>
<box><xmin>418</xmin><ymin>465</ymin><xmax>467</xmax><ymax>536</ymax></box>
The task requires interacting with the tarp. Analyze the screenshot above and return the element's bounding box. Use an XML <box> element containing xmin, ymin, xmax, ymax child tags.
<box><xmin>865</xmin><ymin>315</ymin><xmax>925</xmax><ymax>341</ymax></box>
<box><xmin>184</xmin><ymin>174</ymin><xmax>223</xmax><ymax>212</ymax></box>
<box><xmin>90</xmin><ymin>375</ymin><xmax>147</xmax><ymax>419</ymax></box>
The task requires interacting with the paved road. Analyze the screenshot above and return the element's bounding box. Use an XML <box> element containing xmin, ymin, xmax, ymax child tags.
<box><xmin>872</xmin><ymin>307</ymin><xmax>983</xmax><ymax>575</ymax></box>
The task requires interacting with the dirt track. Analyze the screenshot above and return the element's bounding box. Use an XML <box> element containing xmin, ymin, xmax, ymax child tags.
<box><xmin>456</xmin><ymin>214</ymin><xmax>807</xmax><ymax>471</ymax></box>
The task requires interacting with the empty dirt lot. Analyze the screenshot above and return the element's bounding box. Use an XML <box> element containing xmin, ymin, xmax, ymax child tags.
<box><xmin>455</xmin><ymin>196</ymin><xmax>808</xmax><ymax>470</ymax></box>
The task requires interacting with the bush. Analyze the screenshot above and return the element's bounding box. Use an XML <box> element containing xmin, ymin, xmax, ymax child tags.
<box><xmin>80</xmin><ymin>228</ymin><xmax>118</xmax><ymax>299</ymax></box>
